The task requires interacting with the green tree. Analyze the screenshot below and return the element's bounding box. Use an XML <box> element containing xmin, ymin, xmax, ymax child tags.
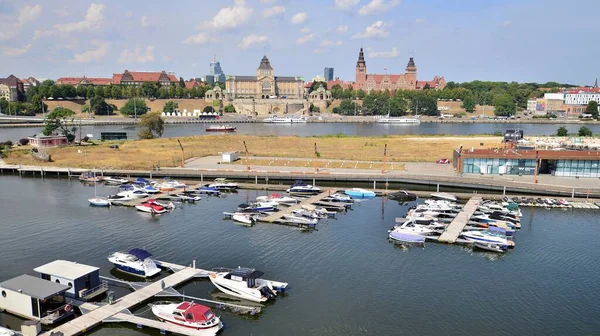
<box><xmin>86</xmin><ymin>86</ymin><xmax>95</xmax><ymax>99</ymax></box>
<box><xmin>330</xmin><ymin>84</ymin><xmax>343</xmax><ymax>99</ymax></box>
<box><xmin>462</xmin><ymin>95</ymin><xmax>476</xmax><ymax>113</ymax></box>
<box><xmin>388</xmin><ymin>97</ymin><xmax>408</xmax><ymax>116</ymax></box>
<box><xmin>141</xmin><ymin>82</ymin><xmax>160</xmax><ymax>98</ymax></box>
<box><xmin>43</xmin><ymin>107</ymin><xmax>77</xmax><ymax>143</ymax></box>
<box><xmin>0</xmin><ymin>98</ymin><xmax>8</xmax><ymax>113</ymax></box>
<box><xmin>138</xmin><ymin>112</ymin><xmax>164</xmax><ymax>139</ymax></box>
<box><xmin>310</xmin><ymin>81</ymin><xmax>327</xmax><ymax>93</ymax></box>
<box><xmin>176</xmin><ymin>87</ymin><xmax>184</xmax><ymax>98</ymax></box>
<box><xmin>179</xmin><ymin>77</ymin><xmax>186</xmax><ymax>88</ymax></box>
<box><xmin>29</xmin><ymin>94</ymin><xmax>47</xmax><ymax>114</ymax></box>
<box><xmin>556</xmin><ymin>127</ymin><xmax>568</xmax><ymax>136</ymax></box>
<box><xmin>412</xmin><ymin>94</ymin><xmax>438</xmax><ymax>116</ymax></box>
<box><xmin>492</xmin><ymin>94</ymin><xmax>516</xmax><ymax>116</ymax></box>
<box><xmin>110</xmin><ymin>85</ymin><xmax>122</xmax><ymax>99</ymax></box>
<box><xmin>585</xmin><ymin>100</ymin><xmax>599</xmax><ymax>119</ymax></box>
<box><xmin>223</xmin><ymin>104</ymin><xmax>236</xmax><ymax>113</ymax></box>
<box><xmin>163</xmin><ymin>101</ymin><xmax>179</xmax><ymax>113</ymax></box>
<box><xmin>578</xmin><ymin>126</ymin><xmax>593</xmax><ymax>137</ymax></box>
<box><xmin>90</xmin><ymin>96</ymin><xmax>113</xmax><ymax>115</ymax></box>
<box><xmin>337</xmin><ymin>99</ymin><xmax>357</xmax><ymax>115</ymax></box>
<box><xmin>121</xmin><ymin>98</ymin><xmax>148</xmax><ymax>117</ymax></box>
<box><xmin>63</xmin><ymin>85</ymin><xmax>77</xmax><ymax>98</ymax></box>
<box><xmin>356</xmin><ymin>89</ymin><xmax>366</xmax><ymax>99</ymax></box>
<box><xmin>76</xmin><ymin>85</ymin><xmax>87</xmax><ymax>98</ymax></box>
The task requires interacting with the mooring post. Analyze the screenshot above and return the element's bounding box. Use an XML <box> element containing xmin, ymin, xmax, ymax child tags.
<box><xmin>192</xmin><ymin>260</ymin><xmax>196</xmax><ymax>269</ymax></box>
<box><xmin>68</xmin><ymin>168</ymin><xmax>71</xmax><ymax>177</ymax></box>
<box><xmin>572</xmin><ymin>188</ymin><xmax>575</xmax><ymax>198</ymax></box>
<box><xmin>201</xmin><ymin>173</ymin><xmax>203</xmax><ymax>183</ymax></box>
<box><xmin>40</xmin><ymin>167</ymin><xmax>43</xmax><ymax>178</ymax></box>
<box><xmin>149</xmin><ymin>170</ymin><xmax>152</xmax><ymax>179</ymax></box>
<box><xmin>313</xmin><ymin>178</ymin><xmax>316</xmax><ymax>186</ymax></box>
<box><xmin>255</xmin><ymin>175</ymin><xmax>258</xmax><ymax>184</ymax></box>
<box><xmin>373</xmin><ymin>180</ymin><xmax>376</xmax><ymax>190</ymax></box>
<box><xmin>436</xmin><ymin>183</ymin><xmax>440</xmax><ymax>192</ymax></box>
<box><xmin>503</xmin><ymin>186</ymin><xmax>506</xmax><ymax>196</ymax></box>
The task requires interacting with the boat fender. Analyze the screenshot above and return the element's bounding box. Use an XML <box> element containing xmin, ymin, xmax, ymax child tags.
<box><xmin>64</xmin><ymin>304</ymin><xmax>72</xmax><ymax>312</ymax></box>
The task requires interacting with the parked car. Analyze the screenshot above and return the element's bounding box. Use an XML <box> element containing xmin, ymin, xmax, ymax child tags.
<box><xmin>436</xmin><ymin>158</ymin><xmax>450</xmax><ymax>164</ymax></box>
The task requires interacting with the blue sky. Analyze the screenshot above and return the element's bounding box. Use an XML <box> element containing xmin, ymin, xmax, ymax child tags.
<box><xmin>0</xmin><ymin>0</ymin><xmax>598</xmax><ymax>85</ymax></box>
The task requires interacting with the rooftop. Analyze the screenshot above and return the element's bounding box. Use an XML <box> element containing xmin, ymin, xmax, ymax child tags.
<box><xmin>458</xmin><ymin>148</ymin><xmax>600</xmax><ymax>160</ymax></box>
<box><xmin>34</xmin><ymin>260</ymin><xmax>99</xmax><ymax>279</ymax></box>
<box><xmin>1</xmin><ymin>274</ymin><xmax>70</xmax><ymax>299</ymax></box>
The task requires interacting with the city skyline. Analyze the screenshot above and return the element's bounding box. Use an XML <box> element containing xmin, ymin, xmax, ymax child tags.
<box><xmin>0</xmin><ymin>0</ymin><xmax>598</xmax><ymax>85</ymax></box>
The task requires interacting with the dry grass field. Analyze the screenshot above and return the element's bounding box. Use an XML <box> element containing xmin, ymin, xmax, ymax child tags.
<box><xmin>5</xmin><ymin>135</ymin><xmax>502</xmax><ymax>170</ymax></box>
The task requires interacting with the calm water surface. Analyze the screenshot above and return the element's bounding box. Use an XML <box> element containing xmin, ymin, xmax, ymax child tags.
<box><xmin>0</xmin><ymin>176</ymin><xmax>599</xmax><ymax>335</ymax></box>
<box><xmin>3</xmin><ymin>122</ymin><xmax>600</xmax><ymax>142</ymax></box>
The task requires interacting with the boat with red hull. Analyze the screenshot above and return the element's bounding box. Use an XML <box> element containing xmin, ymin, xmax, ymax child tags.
<box><xmin>151</xmin><ymin>301</ymin><xmax>223</xmax><ymax>332</ymax></box>
<box><xmin>205</xmin><ymin>125</ymin><xmax>236</xmax><ymax>132</ymax></box>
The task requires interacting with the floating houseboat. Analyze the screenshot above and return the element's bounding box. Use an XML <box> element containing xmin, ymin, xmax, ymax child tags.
<box><xmin>34</xmin><ymin>260</ymin><xmax>108</xmax><ymax>301</ymax></box>
<box><xmin>0</xmin><ymin>275</ymin><xmax>74</xmax><ymax>325</ymax></box>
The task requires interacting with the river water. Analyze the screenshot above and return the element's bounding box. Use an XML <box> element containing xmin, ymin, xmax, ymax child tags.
<box><xmin>3</xmin><ymin>122</ymin><xmax>600</xmax><ymax>142</ymax></box>
<box><xmin>0</xmin><ymin>176</ymin><xmax>599</xmax><ymax>335</ymax></box>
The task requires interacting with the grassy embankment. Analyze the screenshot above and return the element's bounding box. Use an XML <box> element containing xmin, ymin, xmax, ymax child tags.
<box><xmin>5</xmin><ymin>135</ymin><xmax>502</xmax><ymax>170</ymax></box>
<box><xmin>44</xmin><ymin>99</ymin><xmax>211</xmax><ymax>118</ymax></box>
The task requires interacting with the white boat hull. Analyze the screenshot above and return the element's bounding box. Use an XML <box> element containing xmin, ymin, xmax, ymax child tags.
<box><xmin>151</xmin><ymin>304</ymin><xmax>222</xmax><ymax>333</ymax></box>
<box><xmin>89</xmin><ymin>198</ymin><xmax>110</xmax><ymax>206</ymax></box>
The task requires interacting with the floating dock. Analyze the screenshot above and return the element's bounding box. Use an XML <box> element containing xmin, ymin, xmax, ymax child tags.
<box><xmin>260</xmin><ymin>190</ymin><xmax>337</xmax><ymax>223</ymax></box>
<box><xmin>437</xmin><ymin>196</ymin><xmax>482</xmax><ymax>243</ymax></box>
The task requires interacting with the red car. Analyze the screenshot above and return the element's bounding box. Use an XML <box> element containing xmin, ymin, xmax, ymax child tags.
<box><xmin>436</xmin><ymin>158</ymin><xmax>450</xmax><ymax>164</ymax></box>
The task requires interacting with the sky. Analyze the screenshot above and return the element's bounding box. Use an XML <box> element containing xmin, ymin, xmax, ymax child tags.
<box><xmin>0</xmin><ymin>0</ymin><xmax>598</xmax><ymax>85</ymax></box>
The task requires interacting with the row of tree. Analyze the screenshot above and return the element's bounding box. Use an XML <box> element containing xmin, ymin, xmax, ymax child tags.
<box><xmin>556</xmin><ymin>126</ymin><xmax>594</xmax><ymax>137</ymax></box>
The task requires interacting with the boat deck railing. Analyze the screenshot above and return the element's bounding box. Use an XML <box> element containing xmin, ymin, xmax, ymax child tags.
<box><xmin>80</xmin><ymin>281</ymin><xmax>109</xmax><ymax>300</ymax></box>
<box><xmin>40</xmin><ymin>301</ymin><xmax>74</xmax><ymax>324</ymax></box>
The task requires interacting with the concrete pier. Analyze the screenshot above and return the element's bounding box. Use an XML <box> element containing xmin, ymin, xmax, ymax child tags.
<box><xmin>438</xmin><ymin>197</ymin><xmax>482</xmax><ymax>243</ymax></box>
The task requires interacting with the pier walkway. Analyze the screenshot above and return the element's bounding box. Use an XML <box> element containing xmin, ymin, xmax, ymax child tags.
<box><xmin>49</xmin><ymin>267</ymin><xmax>203</xmax><ymax>336</ymax></box>
<box><xmin>438</xmin><ymin>196</ymin><xmax>482</xmax><ymax>243</ymax></box>
<box><xmin>260</xmin><ymin>190</ymin><xmax>336</xmax><ymax>223</ymax></box>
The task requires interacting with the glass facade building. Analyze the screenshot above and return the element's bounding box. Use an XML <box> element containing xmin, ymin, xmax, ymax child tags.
<box><xmin>554</xmin><ymin>160</ymin><xmax>600</xmax><ymax>177</ymax></box>
<box><xmin>462</xmin><ymin>158</ymin><xmax>537</xmax><ymax>175</ymax></box>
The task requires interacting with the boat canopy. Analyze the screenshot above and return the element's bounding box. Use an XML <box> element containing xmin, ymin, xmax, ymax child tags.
<box><xmin>128</xmin><ymin>248</ymin><xmax>152</xmax><ymax>260</ymax></box>
<box><xmin>230</xmin><ymin>267</ymin><xmax>265</xmax><ymax>279</ymax></box>
<box><xmin>133</xmin><ymin>177</ymin><xmax>151</xmax><ymax>184</ymax></box>
<box><xmin>119</xmin><ymin>184</ymin><xmax>134</xmax><ymax>190</ymax></box>
<box><xmin>292</xmin><ymin>180</ymin><xmax>308</xmax><ymax>187</ymax></box>
<box><xmin>175</xmin><ymin>302</ymin><xmax>213</xmax><ymax>322</ymax></box>
<box><xmin>489</xmin><ymin>226</ymin><xmax>506</xmax><ymax>234</ymax></box>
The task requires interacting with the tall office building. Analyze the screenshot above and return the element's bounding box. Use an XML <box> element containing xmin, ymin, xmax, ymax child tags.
<box><xmin>324</xmin><ymin>67</ymin><xmax>334</xmax><ymax>81</ymax></box>
<box><xmin>206</xmin><ymin>55</ymin><xmax>226</xmax><ymax>85</ymax></box>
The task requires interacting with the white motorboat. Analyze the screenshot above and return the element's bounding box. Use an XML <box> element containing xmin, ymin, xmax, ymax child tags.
<box><xmin>208</xmin><ymin>178</ymin><xmax>239</xmax><ymax>190</ymax></box>
<box><xmin>391</xmin><ymin>220</ymin><xmax>435</xmax><ymax>236</ymax></box>
<box><xmin>325</xmin><ymin>193</ymin><xmax>354</xmax><ymax>203</ymax></box>
<box><xmin>286</xmin><ymin>180</ymin><xmax>321</xmax><ymax>195</ymax></box>
<box><xmin>388</xmin><ymin>231</ymin><xmax>426</xmax><ymax>244</ymax></box>
<box><xmin>430</xmin><ymin>192</ymin><xmax>458</xmax><ymax>202</ymax></box>
<box><xmin>175</xmin><ymin>193</ymin><xmax>202</xmax><ymax>203</ymax></box>
<box><xmin>209</xmin><ymin>267</ymin><xmax>288</xmax><ymax>303</ymax></box>
<box><xmin>344</xmin><ymin>188</ymin><xmax>376</xmax><ymax>199</ymax></box>
<box><xmin>108</xmin><ymin>249</ymin><xmax>161</xmax><ymax>277</ymax></box>
<box><xmin>107</xmin><ymin>193</ymin><xmax>133</xmax><ymax>202</ymax></box>
<box><xmin>135</xmin><ymin>200</ymin><xmax>170</xmax><ymax>214</ymax></box>
<box><xmin>282</xmin><ymin>214</ymin><xmax>318</xmax><ymax>225</ymax></box>
<box><xmin>232</xmin><ymin>214</ymin><xmax>256</xmax><ymax>225</ymax></box>
<box><xmin>102</xmin><ymin>176</ymin><xmax>129</xmax><ymax>184</ymax></box>
<box><xmin>89</xmin><ymin>197</ymin><xmax>111</xmax><ymax>207</ymax></box>
<box><xmin>378</xmin><ymin>115</ymin><xmax>421</xmax><ymax>124</ymax></box>
<box><xmin>256</xmin><ymin>194</ymin><xmax>298</xmax><ymax>205</ymax></box>
<box><xmin>461</xmin><ymin>231</ymin><xmax>515</xmax><ymax>247</ymax></box>
<box><xmin>151</xmin><ymin>301</ymin><xmax>223</xmax><ymax>332</ymax></box>
<box><xmin>473</xmin><ymin>242</ymin><xmax>507</xmax><ymax>253</ymax></box>
<box><xmin>157</xmin><ymin>179</ymin><xmax>186</xmax><ymax>192</ymax></box>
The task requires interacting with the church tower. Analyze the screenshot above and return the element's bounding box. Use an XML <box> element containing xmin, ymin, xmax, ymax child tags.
<box><xmin>405</xmin><ymin>57</ymin><xmax>417</xmax><ymax>90</ymax></box>
<box><xmin>355</xmin><ymin>48</ymin><xmax>367</xmax><ymax>90</ymax></box>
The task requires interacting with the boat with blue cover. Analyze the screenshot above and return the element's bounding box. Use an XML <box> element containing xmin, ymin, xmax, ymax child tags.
<box><xmin>196</xmin><ymin>186</ymin><xmax>221</xmax><ymax>196</ymax></box>
<box><xmin>388</xmin><ymin>231</ymin><xmax>426</xmax><ymax>244</ymax></box>
<box><xmin>286</xmin><ymin>180</ymin><xmax>321</xmax><ymax>195</ymax></box>
<box><xmin>107</xmin><ymin>248</ymin><xmax>161</xmax><ymax>277</ymax></box>
<box><xmin>344</xmin><ymin>188</ymin><xmax>376</xmax><ymax>199</ymax></box>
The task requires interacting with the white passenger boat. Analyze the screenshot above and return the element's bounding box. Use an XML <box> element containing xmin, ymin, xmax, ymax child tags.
<box><xmin>263</xmin><ymin>115</ymin><xmax>307</xmax><ymax>123</ymax></box>
<box><xmin>209</xmin><ymin>267</ymin><xmax>288</xmax><ymax>303</ymax></box>
<box><xmin>151</xmin><ymin>301</ymin><xmax>223</xmax><ymax>332</ymax></box>
<box><xmin>107</xmin><ymin>248</ymin><xmax>161</xmax><ymax>277</ymax></box>
<box><xmin>377</xmin><ymin>115</ymin><xmax>421</xmax><ymax>124</ymax></box>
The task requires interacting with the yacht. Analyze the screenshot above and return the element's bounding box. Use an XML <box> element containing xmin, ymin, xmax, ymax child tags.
<box><xmin>286</xmin><ymin>180</ymin><xmax>321</xmax><ymax>195</ymax></box>
<box><xmin>461</xmin><ymin>230</ymin><xmax>515</xmax><ymax>247</ymax></box>
<box><xmin>390</xmin><ymin>220</ymin><xmax>436</xmax><ymax>236</ymax></box>
<box><xmin>209</xmin><ymin>267</ymin><xmax>288</xmax><ymax>303</ymax></box>
<box><xmin>135</xmin><ymin>200</ymin><xmax>170</xmax><ymax>214</ymax></box>
<box><xmin>256</xmin><ymin>194</ymin><xmax>298</xmax><ymax>205</ymax></box>
<box><xmin>377</xmin><ymin>115</ymin><xmax>421</xmax><ymax>124</ymax></box>
<box><xmin>102</xmin><ymin>176</ymin><xmax>129</xmax><ymax>185</ymax></box>
<box><xmin>108</xmin><ymin>248</ymin><xmax>161</xmax><ymax>277</ymax></box>
<box><xmin>208</xmin><ymin>178</ymin><xmax>239</xmax><ymax>190</ymax></box>
<box><xmin>151</xmin><ymin>301</ymin><xmax>223</xmax><ymax>332</ymax></box>
<box><xmin>157</xmin><ymin>179</ymin><xmax>186</xmax><ymax>192</ymax></box>
<box><xmin>344</xmin><ymin>188</ymin><xmax>376</xmax><ymax>199</ymax></box>
<box><xmin>263</xmin><ymin>115</ymin><xmax>307</xmax><ymax>123</ymax></box>
<box><xmin>389</xmin><ymin>231</ymin><xmax>426</xmax><ymax>244</ymax></box>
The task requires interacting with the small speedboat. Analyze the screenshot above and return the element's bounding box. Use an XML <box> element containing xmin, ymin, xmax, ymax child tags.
<box><xmin>151</xmin><ymin>301</ymin><xmax>223</xmax><ymax>332</ymax></box>
<box><xmin>237</xmin><ymin>203</ymin><xmax>275</xmax><ymax>212</ymax></box>
<box><xmin>102</xmin><ymin>176</ymin><xmax>129</xmax><ymax>185</ymax></box>
<box><xmin>461</xmin><ymin>230</ymin><xmax>515</xmax><ymax>247</ymax></box>
<box><xmin>388</xmin><ymin>190</ymin><xmax>417</xmax><ymax>201</ymax></box>
<box><xmin>324</xmin><ymin>193</ymin><xmax>354</xmax><ymax>203</ymax></box>
<box><xmin>388</xmin><ymin>231</ymin><xmax>426</xmax><ymax>244</ymax></box>
<box><xmin>157</xmin><ymin>179</ymin><xmax>186</xmax><ymax>191</ymax></box>
<box><xmin>209</xmin><ymin>267</ymin><xmax>288</xmax><ymax>302</ymax></box>
<box><xmin>282</xmin><ymin>214</ymin><xmax>318</xmax><ymax>225</ymax></box>
<box><xmin>135</xmin><ymin>200</ymin><xmax>169</xmax><ymax>214</ymax></box>
<box><xmin>79</xmin><ymin>171</ymin><xmax>101</xmax><ymax>182</ymax></box>
<box><xmin>107</xmin><ymin>193</ymin><xmax>132</xmax><ymax>202</ymax></box>
<box><xmin>176</xmin><ymin>193</ymin><xmax>201</xmax><ymax>203</ymax></box>
<box><xmin>208</xmin><ymin>178</ymin><xmax>239</xmax><ymax>190</ymax></box>
<box><xmin>257</xmin><ymin>194</ymin><xmax>298</xmax><ymax>205</ymax></box>
<box><xmin>286</xmin><ymin>180</ymin><xmax>321</xmax><ymax>195</ymax></box>
<box><xmin>108</xmin><ymin>248</ymin><xmax>161</xmax><ymax>277</ymax></box>
<box><xmin>431</xmin><ymin>192</ymin><xmax>458</xmax><ymax>202</ymax></box>
<box><xmin>473</xmin><ymin>242</ymin><xmax>507</xmax><ymax>253</ymax></box>
<box><xmin>205</xmin><ymin>125</ymin><xmax>236</xmax><ymax>132</ymax></box>
<box><xmin>196</xmin><ymin>186</ymin><xmax>221</xmax><ymax>196</ymax></box>
<box><xmin>88</xmin><ymin>197</ymin><xmax>111</xmax><ymax>207</ymax></box>
<box><xmin>391</xmin><ymin>220</ymin><xmax>435</xmax><ymax>236</ymax></box>
<box><xmin>232</xmin><ymin>214</ymin><xmax>256</xmax><ymax>225</ymax></box>
<box><xmin>344</xmin><ymin>188</ymin><xmax>376</xmax><ymax>199</ymax></box>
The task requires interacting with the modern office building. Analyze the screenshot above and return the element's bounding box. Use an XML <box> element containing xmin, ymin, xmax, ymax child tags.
<box><xmin>206</xmin><ymin>55</ymin><xmax>226</xmax><ymax>85</ymax></box>
<box><xmin>324</xmin><ymin>67</ymin><xmax>334</xmax><ymax>81</ymax></box>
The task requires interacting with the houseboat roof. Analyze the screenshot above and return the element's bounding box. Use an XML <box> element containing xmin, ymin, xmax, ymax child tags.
<box><xmin>0</xmin><ymin>274</ymin><xmax>69</xmax><ymax>299</ymax></box>
<box><xmin>34</xmin><ymin>260</ymin><xmax>99</xmax><ymax>279</ymax></box>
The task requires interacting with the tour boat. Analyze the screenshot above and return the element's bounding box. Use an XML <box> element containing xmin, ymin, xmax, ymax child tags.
<box><xmin>262</xmin><ymin>115</ymin><xmax>307</xmax><ymax>123</ymax></box>
<box><xmin>135</xmin><ymin>200</ymin><xmax>169</xmax><ymax>214</ymax></box>
<box><xmin>205</xmin><ymin>125</ymin><xmax>236</xmax><ymax>132</ymax></box>
<box><xmin>108</xmin><ymin>248</ymin><xmax>161</xmax><ymax>277</ymax></box>
<box><xmin>209</xmin><ymin>267</ymin><xmax>288</xmax><ymax>303</ymax></box>
<box><xmin>256</xmin><ymin>194</ymin><xmax>298</xmax><ymax>205</ymax></box>
<box><xmin>79</xmin><ymin>171</ymin><xmax>101</xmax><ymax>182</ymax></box>
<box><xmin>208</xmin><ymin>178</ymin><xmax>239</xmax><ymax>190</ymax></box>
<box><xmin>344</xmin><ymin>188</ymin><xmax>376</xmax><ymax>199</ymax></box>
<box><xmin>377</xmin><ymin>115</ymin><xmax>421</xmax><ymax>124</ymax></box>
<box><xmin>151</xmin><ymin>301</ymin><xmax>223</xmax><ymax>332</ymax></box>
<box><xmin>286</xmin><ymin>180</ymin><xmax>321</xmax><ymax>195</ymax></box>
<box><xmin>102</xmin><ymin>176</ymin><xmax>129</xmax><ymax>185</ymax></box>
<box><xmin>388</xmin><ymin>231</ymin><xmax>426</xmax><ymax>244</ymax></box>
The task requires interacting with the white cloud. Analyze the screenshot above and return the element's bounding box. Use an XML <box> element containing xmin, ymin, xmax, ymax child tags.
<box><xmin>352</xmin><ymin>21</ymin><xmax>389</xmax><ymax>39</ymax></box>
<box><xmin>54</xmin><ymin>3</ymin><xmax>106</xmax><ymax>33</ymax></box>
<box><xmin>184</xmin><ymin>32</ymin><xmax>214</xmax><ymax>45</ymax></box>
<box><xmin>337</xmin><ymin>25</ymin><xmax>349</xmax><ymax>33</ymax></box>
<box><xmin>263</xmin><ymin>5</ymin><xmax>285</xmax><ymax>18</ymax></box>
<box><xmin>260</xmin><ymin>0</ymin><xmax>277</xmax><ymax>3</ymax></box>
<box><xmin>313</xmin><ymin>48</ymin><xmax>329</xmax><ymax>54</ymax></box>
<box><xmin>358</xmin><ymin>0</ymin><xmax>400</xmax><ymax>15</ymax></box>
<box><xmin>119</xmin><ymin>46</ymin><xmax>155</xmax><ymax>63</ymax></box>
<box><xmin>501</xmin><ymin>20</ymin><xmax>512</xmax><ymax>27</ymax></box>
<box><xmin>335</xmin><ymin>0</ymin><xmax>360</xmax><ymax>11</ymax></box>
<box><xmin>240</xmin><ymin>34</ymin><xmax>270</xmax><ymax>49</ymax></box>
<box><xmin>163</xmin><ymin>55</ymin><xmax>172</xmax><ymax>62</ymax></box>
<box><xmin>18</xmin><ymin>4</ymin><xmax>42</xmax><ymax>26</ymax></box>
<box><xmin>367</xmin><ymin>47</ymin><xmax>399</xmax><ymax>58</ymax></box>
<box><xmin>321</xmin><ymin>39</ymin><xmax>343</xmax><ymax>47</ymax></box>
<box><xmin>291</xmin><ymin>12</ymin><xmax>307</xmax><ymax>25</ymax></box>
<box><xmin>55</xmin><ymin>8</ymin><xmax>70</xmax><ymax>17</ymax></box>
<box><xmin>300</xmin><ymin>27</ymin><xmax>311</xmax><ymax>33</ymax></box>
<box><xmin>296</xmin><ymin>33</ymin><xmax>314</xmax><ymax>45</ymax></box>
<box><xmin>206</xmin><ymin>0</ymin><xmax>253</xmax><ymax>30</ymax></box>
<box><xmin>140</xmin><ymin>15</ymin><xmax>150</xmax><ymax>27</ymax></box>
<box><xmin>70</xmin><ymin>40</ymin><xmax>109</xmax><ymax>63</ymax></box>
<box><xmin>415</xmin><ymin>18</ymin><xmax>425</xmax><ymax>23</ymax></box>
<box><xmin>2</xmin><ymin>43</ymin><xmax>33</xmax><ymax>57</ymax></box>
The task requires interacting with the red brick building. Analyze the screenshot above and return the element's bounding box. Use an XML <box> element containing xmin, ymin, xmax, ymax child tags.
<box><xmin>56</xmin><ymin>76</ymin><xmax>113</xmax><ymax>87</ymax></box>
<box><xmin>113</xmin><ymin>70</ymin><xmax>177</xmax><ymax>87</ymax></box>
